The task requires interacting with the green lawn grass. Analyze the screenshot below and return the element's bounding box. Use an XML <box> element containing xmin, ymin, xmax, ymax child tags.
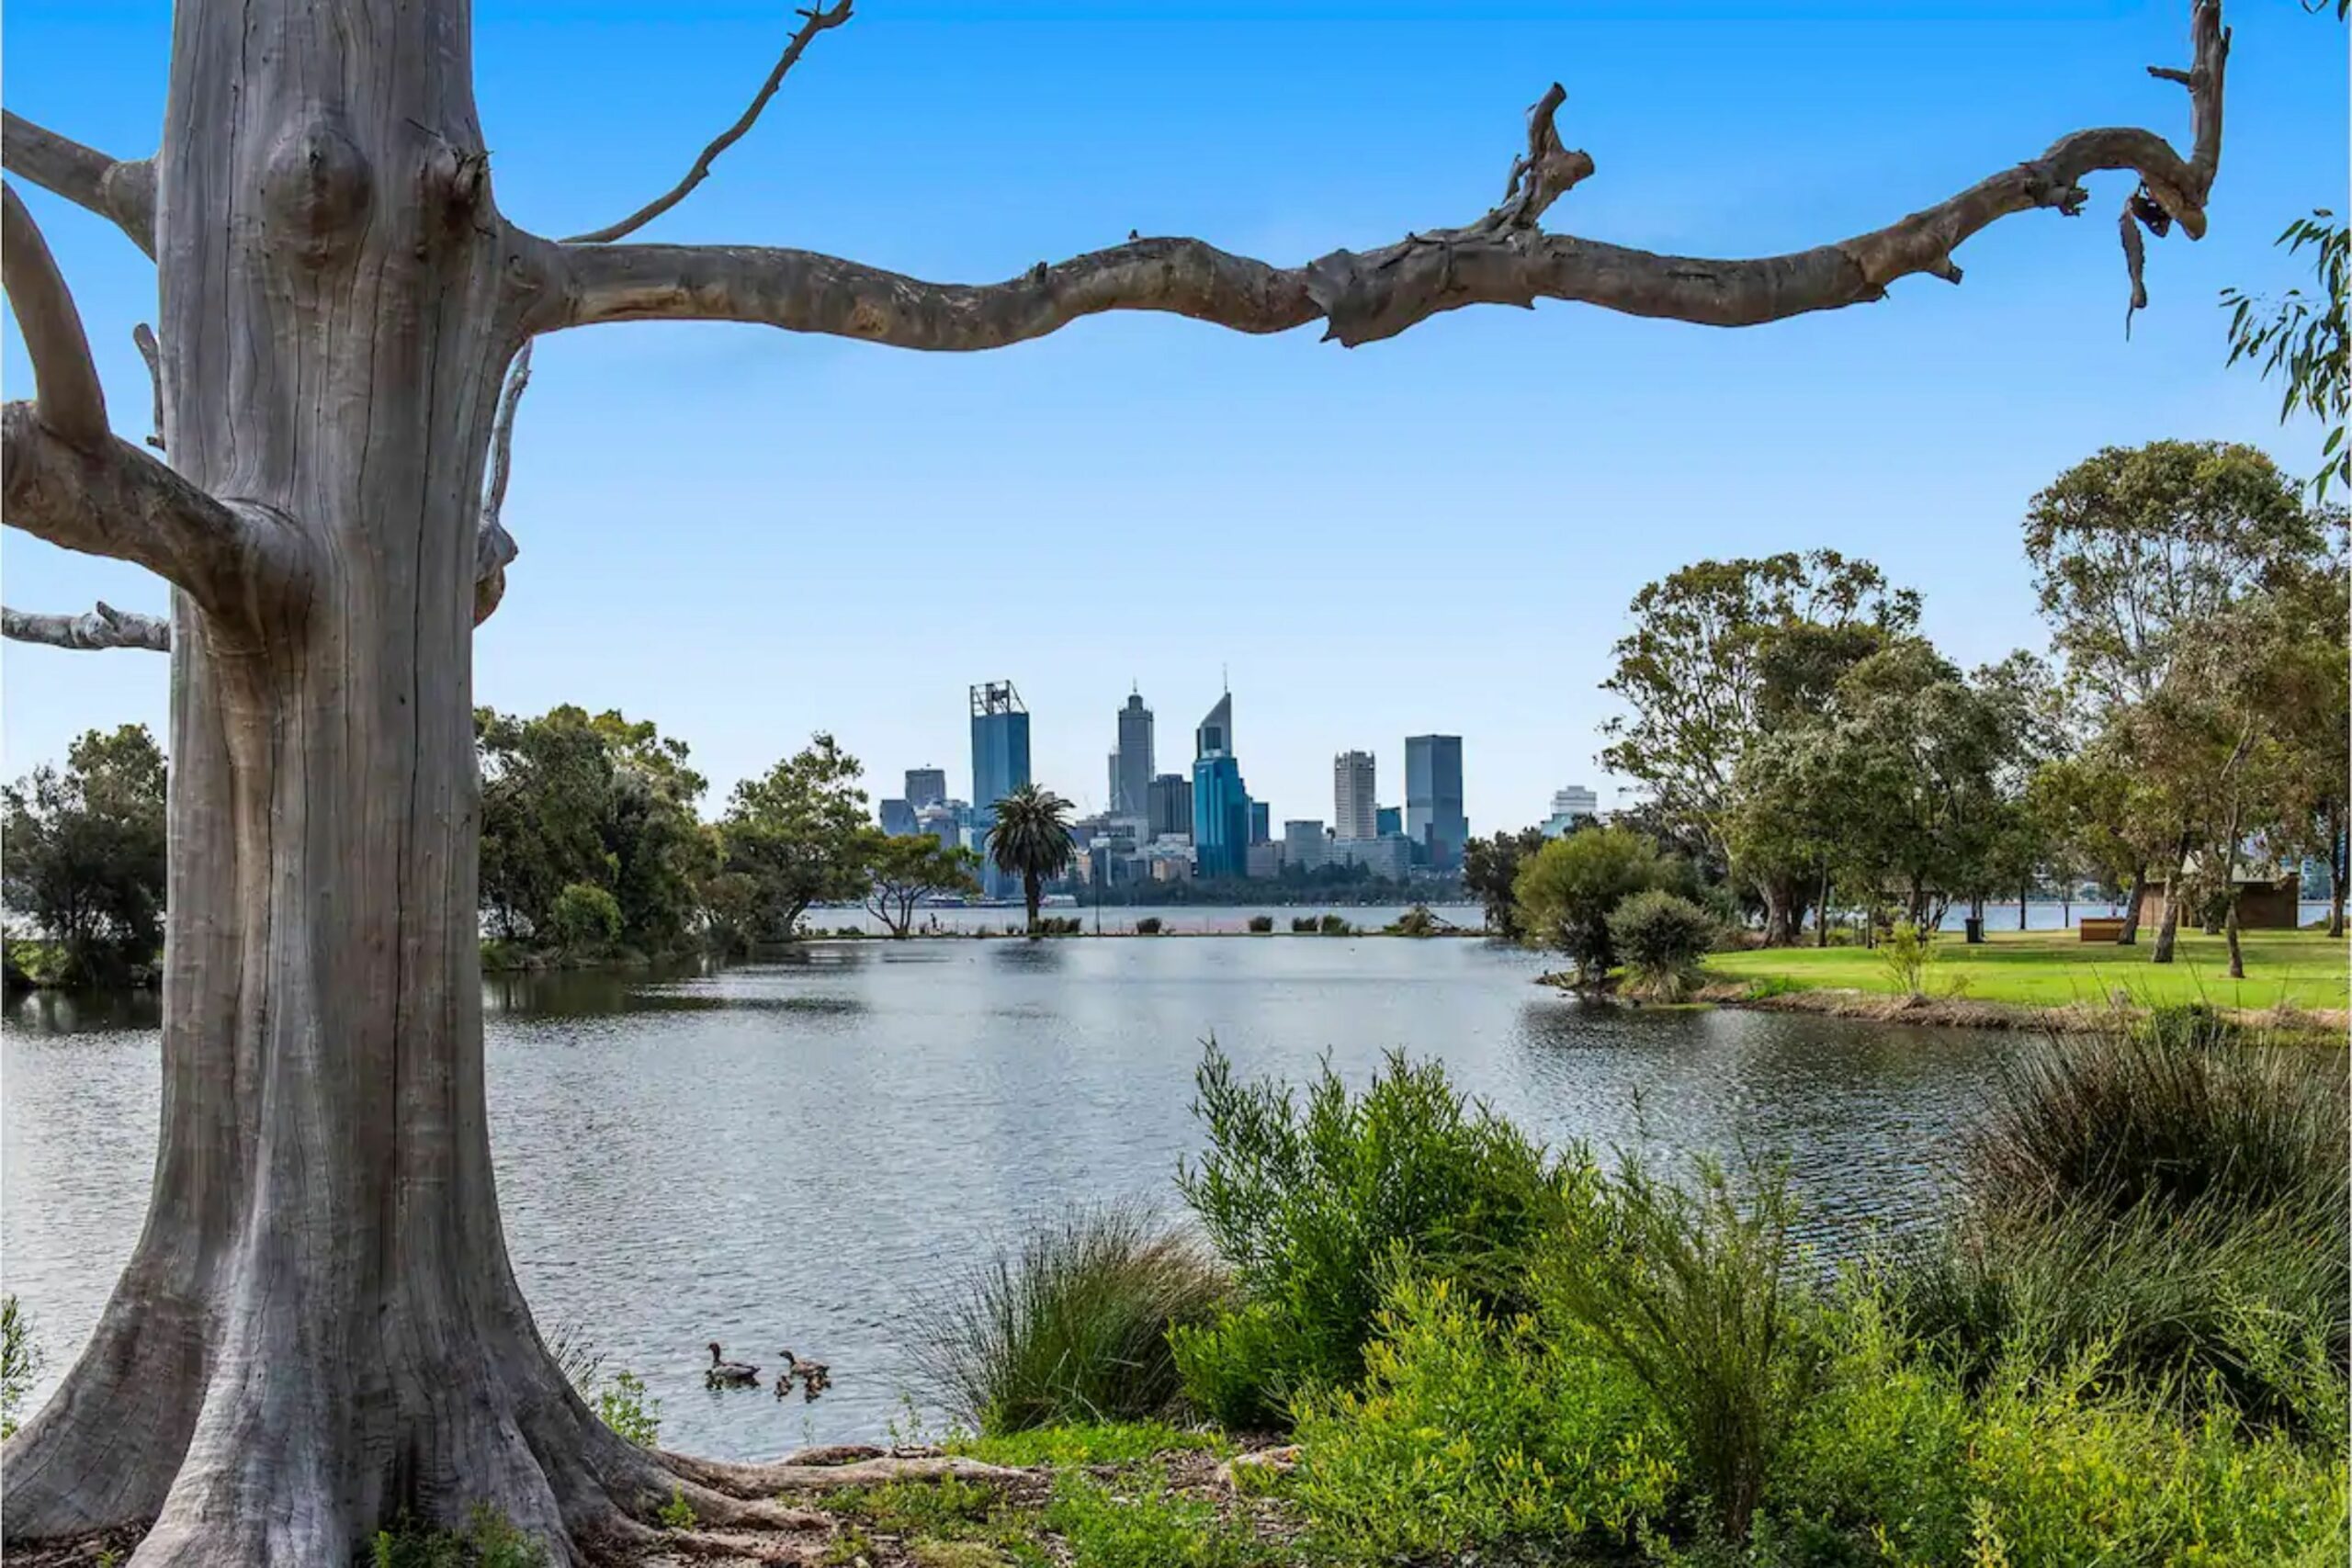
<box><xmin>1704</xmin><ymin>927</ymin><xmax>2349</xmax><ymax>1011</ymax></box>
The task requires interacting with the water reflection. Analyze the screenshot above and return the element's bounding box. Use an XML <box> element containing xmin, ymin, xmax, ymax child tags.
<box><xmin>5</xmin><ymin>939</ymin><xmax>2021</xmax><ymax>1462</ymax></box>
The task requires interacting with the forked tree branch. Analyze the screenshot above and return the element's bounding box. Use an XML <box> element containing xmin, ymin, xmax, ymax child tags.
<box><xmin>4</xmin><ymin>183</ymin><xmax>111</xmax><ymax>449</ymax></box>
<box><xmin>2</xmin><ymin>601</ymin><xmax>171</xmax><ymax>651</ymax></box>
<box><xmin>543</xmin><ymin>0</ymin><xmax>2228</xmax><ymax>349</ymax></box>
<box><xmin>1</xmin><ymin>112</ymin><xmax>155</xmax><ymax>257</ymax></box>
<box><xmin>561</xmin><ymin>0</ymin><xmax>854</xmax><ymax>244</ymax></box>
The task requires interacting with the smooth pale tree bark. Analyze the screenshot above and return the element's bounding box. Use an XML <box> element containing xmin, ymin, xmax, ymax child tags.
<box><xmin>0</xmin><ymin>1</ymin><xmax>2234</xmax><ymax>1562</ymax></box>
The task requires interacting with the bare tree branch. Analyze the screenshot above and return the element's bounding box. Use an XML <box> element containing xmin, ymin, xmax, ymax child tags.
<box><xmin>4</xmin><ymin>183</ymin><xmax>112</xmax><ymax>449</ymax></box>
<box><xmin>473</xmin><ymin>342</ymin><xmax>532</xmax><ymax>626</ymax></box>
<box><xmin>561</xmin><ymin>0</ymin><xmax>854</xmax><ymax>244</ymax></box>
<box><xmin>133</xmin><ymin>323</ymin><xmax>165</xmax><ymax>449</ymax></box>
<box><xmin>1</xmin><ymin>111</ymin><xmax>155</xmax><ymax>257</ymax></box>
<box><xmin>2</xmin><ymin>601</ymin><xmax>170</xmax><ymax>651</ymax></box>
<box><xmin>543</xmin><ymin>0</ymin><xmax>2228</xmax><ymax>349</ymax></box>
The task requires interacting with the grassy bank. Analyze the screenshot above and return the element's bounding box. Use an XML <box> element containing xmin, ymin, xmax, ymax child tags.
<box><xmin>1703</xmin><ymin>927</ymin><xmax>2348</xmax><ymax>1012</ymax></box>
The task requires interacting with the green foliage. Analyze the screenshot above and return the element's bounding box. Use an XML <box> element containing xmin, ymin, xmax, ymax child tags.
<box><xmin>1040</xmin><ymin>1469</ymin><xmax>1283</xmax><ymax>1568</ymax></box>
<box><xmin>1877</xmin><ymin>921</ymin><xmax>1936</xmax><ymax>997</ymax></box>
<box><xmin>1316</xmin><ymin>913</ymin><xmax>1351</xmax><ymax>936</ymax></box>
<box><xmin>1462</xmin><ymin>827</ymin><xmax>1550</xmax><ymax>938</ymax></box>
<box><xmin>865</xmin><ymin>832</ymin><xmax>982</xmax><ymax>938</ymax></box>
<box><xmin>1960</xmin><ymin>1012</ymin><xmax>2348</xmax><ymax>1226</ymax></box>
<box><xmin>1173</xmin><ymin>1043</ymin><xmax>1571</xmax><ymax>1427</ymax></box>
<box><xmin>2</xmin><ymin>725</ymin><xmax>168</xmax><ymax>986</ymax></box>
<box><xmin>1600</xmin><ymin>550</ymin><xmax>1918</xmax><ymax>879</ymax></box>
<box><xmin>1513</xmin><ymin>826</ymin><xmax>1685</xmax><ymax>982</ymax></box>
<box><xmin>595</xmin><ymin>1369</ymin><xmax>662</xmax><ymax>1448</ymax></box>
<box><xmin>370</xmin><ymin>1506</ymin><xmax>549</xmax><ymax>1568</ymax></box>
<box><xmin>476</xmin><ymin>705</ymin><xmax>708</xmax><ymax>958</ymax></box>
<box><xmin>1540</xmin><ymin>1156</ymin><xmax>1823</xmax><ymax>1543</ymax></box>
<box><xmin>1289</xmin><ymin>916</ymin><xmax>1315</xmax><ymax>933</ymax></box>
<box><xmin>2</xmin><ymin>1294</ymin><xmax>40</xmax><ymax>1438</ymax></box>
<box><xmin>909</xmin><ymin>1202</ymin><xmax>1228</xmax><ymax>1434</ymax></box>
<box><xmin>1288</xmin><ymin>1276</ymin><xmax>1673</xmax><ymax>1561</ymax></box>
<box><xmin>1035</xmin><ymin>916</ymin><xmax>1083</xmax><ymax>936</ymax></box>
<box><xmin>1607</xmin><ymin>890</ymin><xmax>1719</xmax><ymax>998</ymax></box>
<box><xmin>2224</xmin><ymin>210</ymin><xmax>2348</xmax><ymax>499</ymax></box>
<box><xmin>1246</xmin><ymin>915</ymin><xmax>1274</xmax><ymax>933</ymax></box>
<box><xmin>1383</xmin><ymin>904</ymin><xmax>1439</xmax><ymax>938</ymax></box>
<box><xmin>655</xmin><ymin>1488</ymin><xmax>696</xmax><ymax>1530</ymax></box>
<box><xmin>708</xmin><ymin>732</ymin><xmax>872</xmax><ymax>948</ymax></box>
<box><xmin>985</xmin><ymin>784</ymin><xmax>1078</xmax><ymax>932</ymax></box>
<box><xmin>547</xmin><ymin>881</ymin><xmax>621</xmax><ymax>953</ymax></box>
<box><xmin>1134</xmin><ymin>916</ymin><xmax>1163</xmax><ymax>935</ymax></box>
<box><xmin>946</xmin><ymin>1420</ymin><xmax>1228</xmax><ymax>1469</ymax></box>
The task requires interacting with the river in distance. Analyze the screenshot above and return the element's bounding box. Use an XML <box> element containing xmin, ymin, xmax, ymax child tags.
<box><xmin>4</xmin><ymin>930</ymin><xmax>2030</xmax><ymax>1460</ymax></box>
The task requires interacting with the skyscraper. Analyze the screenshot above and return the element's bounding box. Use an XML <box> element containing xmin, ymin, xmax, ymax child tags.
<box><xmin>1113</xmin><ymin>690</ymin><xmax>1154</xmax><ymax>816</ymax></box>
<box><xmin>905</xmin><ymin>767</ymin><xmax>947</xmax><ymax>809</ymax></box>
<box><xmin>970</xmin><ymin>682</ymin><xmax>1032</xmax><ymax>897</ymax></box>
<box><xmin>1147</xmin><ymin>773</ymin><xmax>1194</xmax><ymax>840</ymax></box>
<box><xmin>1249</xmin><ymin>800</ymin><xmax>1271</xmax><ymax>845</ymax></box>
<box><xmin>1333</xmin><ymin>750</ymin><xmax>1377</xmax><ymax>841</ymax></box>
<box><xmin>1193</xmin><ymin>692</ymin><xmax>1251</xmax><ymax>880</ymax></box>
<box><xmin>1542</xmin><ymin>784</ymin><xmax>1599</xmax><ymax>837</ymax></box>
<box><xmin>1376</xmin><ymin>805</ymin><xmax>1402</xmax><ymax>839</ymax></box>
<box><xmin>1405</xmin><ymin>734</ymin><xmax>1467</xmax><ymax>871</ymax></box>
<box><xmin>878</xmin><ymin>798</ymin><xmax>917</xmax><ymax>836</ymax></box>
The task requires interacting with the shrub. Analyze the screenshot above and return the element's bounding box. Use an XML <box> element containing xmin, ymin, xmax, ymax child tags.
<box><xmin>1961</xmin><ymin>1012</ymin><xmax>2348</xmax><ymax>1227</ymax></box>
<box><xmin>1134</xmin><ymin>917</ymin><xmax>1163</xmax><ymax>935</ymax></box>
<box><xmin>908</xmin><ymin>1202</ymin><xmax>1228</xmax><ymax>1434</ymax></box>
<box><xmin>548</xmin><ymin>882</ymin><xmax>621</xmax><ymax>953</ymax></box>
<box><xmin>1288</xmin><ymin>1275</ymin><xmax>1674</xmax><ymax>1561</ymax></box>
<box><xmin>1511</xmin><ymin>827</ymin><xmax>1685</xmax><ymax>983</ymax></box>
<box><xmin>1317</xmin><ymin>913</ymin><xmax>1351</xmax><ymax>936</ymax></box>
<box><xmin>547</xmin><ymin>1324</ymin><xmax>662</xmax><ymax>1447</ymax></box>
<box><xmin>371</xmin><ymin>1506</ymin><xmax>548</xmax><ymax>1568</ymax></box>
<box><xmin>2</xmin><ymin>1295</ymin><xmax>39</xmax><ymax>1438</ymax></box>
<box><xmin>1174</xmin><ymin>1043</ymin><xmax>1573</xmax><ymax>1427</ymax></box>
<box><xmin>1605</xmin><ymin>890</ymin><xmax>1718</xmax><ymax>998</ymax></box>
<box><xmin>1539</xmin><ymin>1156</ymin><xmax>1823</xmax><ymax>1543</ymax></box>
<box><xmin>1290</xmin><ymin>916</ymin><xmax>1317</xmax><ymax>933</ymax></box>
<box><xmin>1042</xmin><ymin>1468</ymin><xmax>1283</xmax><ymax>1568</ymax></box>
<box><xmin>1167</xmin><ymin>1299</ymin><xmax>1304</xmax><ymax>1432</ymax></box>
<box><xmin>1385</xmin><ymin>904</ymin><xmax>1440</xmax><ymax>937</ymax></box>
<box><xmin>1246</xmin><ymin>915</ymin><xmax>1274</xmax><ymax>933</ymax></box>
<box><xmin>1878</xmin><ymin>919</ymin><xmax>1934</xmax><ymax>996</ymax></box>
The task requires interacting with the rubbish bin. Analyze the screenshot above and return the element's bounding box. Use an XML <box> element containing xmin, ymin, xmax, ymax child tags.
<box><xmin>1963</xmin><ymin>916</ymin><xmax>1984</xmax><ymax>945</ymax></box>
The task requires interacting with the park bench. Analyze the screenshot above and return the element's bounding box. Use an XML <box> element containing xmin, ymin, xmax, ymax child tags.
<box><xmin>2078</xmin><ymin>917</ymin><xmax>2127</xmax><ymax>942</ymax></box>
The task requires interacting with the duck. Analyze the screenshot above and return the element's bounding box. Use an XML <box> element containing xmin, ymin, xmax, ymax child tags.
<box><xmin>705</xmin><ymin>1342</ymin><xmax>760</xmax><ymax>1388</ymax></box>
<box><xmin>776</xmin><ymin>1348</ymin><xmax>831</xmax><ymax>1400</ymax></box>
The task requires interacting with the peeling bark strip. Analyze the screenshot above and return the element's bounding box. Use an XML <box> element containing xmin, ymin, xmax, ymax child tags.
<box><xmin>548</xmin><ymin>1</ymin><xmax>2226</xmax><ymax>348</ymax></box>
<box><xmin>1</xmin><ymin>602</ymin><xmax>171</xmax><ymax>651</ymax></box>
<box><xmin>0</xmin><ymin>2</ymin><xmax>2234</xmax><ymax>1563</ymax></box>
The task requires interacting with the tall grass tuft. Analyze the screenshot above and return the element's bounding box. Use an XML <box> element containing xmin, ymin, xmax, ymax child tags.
<box><xmin>908</xmin><ymin>1201</ymin><xmax>1228</xmax><ymax>1434</ymax></box>
<box><xmin>1960</xmin><ymin>1006</ymin><xmax>2347</xmax><ymax>1225</ymax></box>
<box><xmin>1904</xmin><ymin>1006</ymin><xmax>2350</xmax><ymax>1436</ymax></box>
<box><xmin>1539</xmin><ymin>1156</ymin><xmax>1822</xmax><ymax>1544</ymax></box>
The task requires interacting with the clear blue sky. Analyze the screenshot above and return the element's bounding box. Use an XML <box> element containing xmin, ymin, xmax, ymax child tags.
<box><xmin>5</xmin><ymin>1</ymin><xmax>2343</xmax><ymax>833</ymax></box>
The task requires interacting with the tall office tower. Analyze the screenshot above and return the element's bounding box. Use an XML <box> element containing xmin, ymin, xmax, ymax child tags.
<box><xmin>1405</xmin><ymin>734</ymin><xmax>1468</xmax><ymax>871</ymax></box>
<box><xmin>1113</xmin><ymin>689</ymin><xmax>1154</xmax><ymax>816</ymax></box>
<box><xmin>904</xmin><ymin>767</ymin><xmax>948</xmax><ymax>809</ymax></box>
<box><xmin>1147</xmin><ymin>773</ymin><xmax>1194</xmax><ymax>840</ymax></box>
<box><xmin>1192</xmin><ymin>692</ymin><xmax>1250</xmax><ymax>879</ymax></box>
<box><xmin>1542</xmin><ymin>784</ymin><xmax>1600</xmax><ymax>836</ymax></box>
<box><xmin>1376</xmin><ymin>805</ymin><xmax>1402</xmax><ymax>839</ymax></box>
<box><xmin>1249</xmin><ymin>800</ymin><xmax>1271</xmax><ymax>845</ymax></box>
<box><xmin>1333</xmin><ymin>750</ymin><xmax>1377</xmax><ymax>841</ymax></box>
<box><xmin>1283</xmin><ymin>818</ymin><xmax>1329</xmax><ymax>872</ymax></box>
<box><xmin>969</xmin><ymin>682</ymin><xmax>1033</xmax><ymax>896</ymax></box>
<box><xmin>878</xmin><ymin>798</ymin><xmax>917</xmax><ymax>836</ymax></box>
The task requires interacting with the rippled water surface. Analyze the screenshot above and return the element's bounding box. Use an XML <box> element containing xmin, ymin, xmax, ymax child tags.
<box><xmin>3</xmin><ymin>938</ymin><xmax>2018</xmax><ymax>1459</ymax></box>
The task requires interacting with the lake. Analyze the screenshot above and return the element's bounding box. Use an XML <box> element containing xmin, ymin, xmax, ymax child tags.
<box><xmin>3</xmin><ymin>936</ymin><xmax>2019</xmax><ymax>1460</ymax></box>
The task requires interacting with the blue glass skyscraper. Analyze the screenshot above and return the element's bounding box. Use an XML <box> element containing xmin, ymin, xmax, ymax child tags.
<box><xmin>970</xmin><ymin>681</ymin><xmax>1032</xmax><ymax>897</ymax></box>
<box><xmin>1192</xmin><ymin>692</ymin><xmax>1251</xmax><ymax>880</ymax></box>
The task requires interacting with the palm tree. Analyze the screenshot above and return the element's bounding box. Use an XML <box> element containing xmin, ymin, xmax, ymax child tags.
<box><xmin>985</xmin><ymin>784</ymin><xmax>1077</xmax><ymax>934</ymax></box>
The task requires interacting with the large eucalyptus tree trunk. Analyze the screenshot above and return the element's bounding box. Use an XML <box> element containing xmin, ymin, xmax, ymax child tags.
<box><xmin>0</xmin><ymin>6</ymin><xmax>673</xmax><ymax>1562</ymax></box>
<box><xmin>0</xmin><ymin>0</ymin><xmax>2234</xmax><ymax>1560</ymax></box>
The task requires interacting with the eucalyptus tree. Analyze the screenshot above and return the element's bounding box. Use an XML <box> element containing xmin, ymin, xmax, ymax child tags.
<box><xmin>0</xmin><ymin>0</ymin><xmax>2236</xmax><ymax>1560</ymax></box>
